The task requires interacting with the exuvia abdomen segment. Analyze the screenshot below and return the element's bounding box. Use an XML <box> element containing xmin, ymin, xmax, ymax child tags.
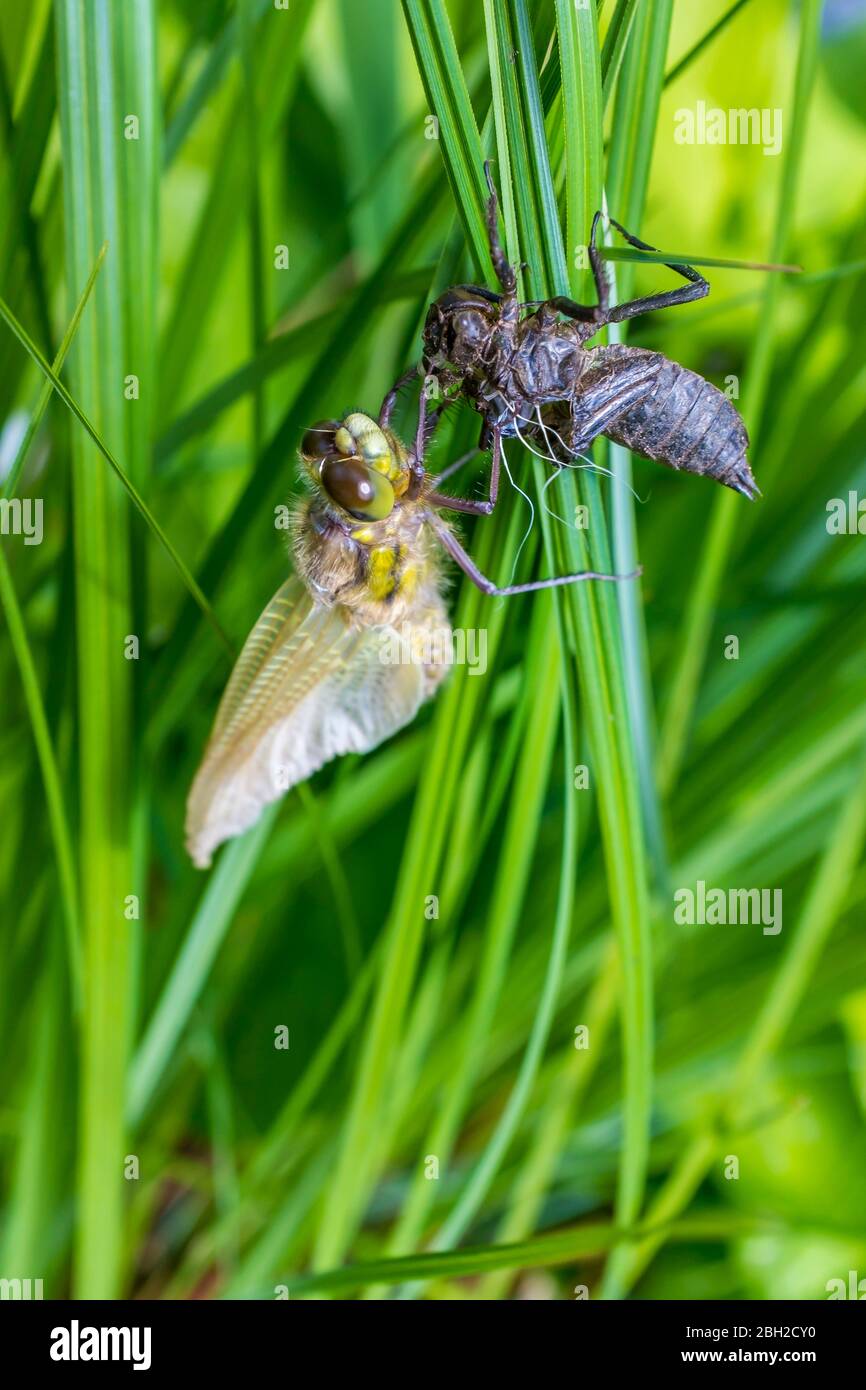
<box><xmin>585</xmin><ymin>344</ymin><xmax>759</xmax><ymax>500</ymax></box>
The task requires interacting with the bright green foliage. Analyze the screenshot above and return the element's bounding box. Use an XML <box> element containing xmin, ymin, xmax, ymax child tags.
<box><xmin>0</xmin><ymin>0</ymin><xmax>865</xmax><ymax>1302</ymax></box>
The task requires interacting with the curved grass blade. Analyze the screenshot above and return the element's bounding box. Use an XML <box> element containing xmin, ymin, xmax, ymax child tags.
<box><xmin>663</xmin><ymin>0</ymin><xmax>754</xmax><ymax>90</ymax></box>
<box><xmin>0</xmin><ymin>246</ymin><xmax>109</xmax><ymax>1010</ymax></box>
<box><xmin>2</xmin><ymin>244</ymin><xmax>106</xmax><ymax>501</ymax></box>
<box><xmin>600</xmin><ymin>0</ymin><xmax>639</xmax><ymax>108</ymax></box>
<box><xmin>0</xmin><ymin>292</ymin><xmax>231</xmax><ymax>654</ymax></box>
<box><xmin>292</xmin><ymin>1211</ymin><xmax>777</xmax><ymax>1297</ymax></box>
<box><xmin>600</xmin><ymin>246</ymin><xmax>801</xmax><ymax>274</ymax></box>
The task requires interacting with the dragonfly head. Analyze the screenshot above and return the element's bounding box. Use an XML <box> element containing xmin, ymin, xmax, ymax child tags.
<box><xmin>300</xmin><ymin>413</ymin><xmax>409</xmax><ymax>522</ymax></box>
<box><xmin>422</xmin><ymin>286</ymin><xmax>499</xmax><ymax>379</ymax></box>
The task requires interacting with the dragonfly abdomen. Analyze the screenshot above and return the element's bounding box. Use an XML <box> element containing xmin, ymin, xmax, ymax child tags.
<box><xmin>600</xmin><ymin>346</ymin><xmax>758</xmax><ymax>500</ymax></box>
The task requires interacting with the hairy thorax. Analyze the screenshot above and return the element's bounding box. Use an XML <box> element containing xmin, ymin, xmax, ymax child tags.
<box><xmin>291</xmin><ymin>498</ymin><xmax>443</xmax><ymax>629</ymax></box>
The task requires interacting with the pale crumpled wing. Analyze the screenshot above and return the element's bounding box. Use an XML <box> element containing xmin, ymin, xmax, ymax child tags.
<box><xmin>185</xmin><ymin>577</ymin><xmax>432</xmax><ymax>868</ymax></box>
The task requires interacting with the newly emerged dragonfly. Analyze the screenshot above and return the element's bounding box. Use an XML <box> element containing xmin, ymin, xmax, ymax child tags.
<box><xmin>186</xmin><ymin>410</ymin><xmax>631</xmax><ymax>867</ymax></box>
<box><xmin>392</xmin><ymin>163</ymin><xmax>759</xmax><ymax>511</ymax></box>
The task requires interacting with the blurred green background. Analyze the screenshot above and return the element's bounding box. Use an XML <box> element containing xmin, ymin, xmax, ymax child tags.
<box><xmin>1</xmin><ymin>0</ymin><xmax>865</xmax><ymax>1301</ymax></box>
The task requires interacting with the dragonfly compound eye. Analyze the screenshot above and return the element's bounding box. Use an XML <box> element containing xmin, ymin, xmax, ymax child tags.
<box><xmin>320</xmin><ymin>456</ymin><xmax>395</xmax><ymax>521</ymax></box>
<box><xmin>300</xmin><ymin>420</ymin><xmax>342</xmax><ymax>462</ymax></box>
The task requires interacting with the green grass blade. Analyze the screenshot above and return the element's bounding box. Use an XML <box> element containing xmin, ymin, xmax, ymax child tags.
<box><xmin>402</xmin><ymin>0</ymin><xmax>493</xmax><ymax>277</ymax></box>
<box><xmin>620</xmin><ymin>743</ymin><xmax>866</xmax><ymax>1291</ymax></box>
<box><xmin>55</xmin><ymin>0</ymin><xmax>136</xmax><ymax>1298</ymax></box>
<box><xmin>600</xmin><ymin>0</ymin><xmax>639</xmax><ymax>108</ymax></box>
<box><xmin>294</xmin><ymin>1211</ymin><xmax>777</xmax><ymax>1297</ymax></box>
<box><xmin>0</xmin><ymin>549</ymin><xmax>82</xmax><ymax>1004</ymax></box>
<box><xmin>387</xmin><ymin>601</ymin><xmax>562</xmax><ymax>1274</ymax></box>
<box><xmin>157</xmin><ymin>5</ymin><xmax>311</xmax><ymax>418</ymax></box>
<box><xmin>425</xmin><ymin>628</ymin><xmax>576</xmax><ymax>1258</ymax></box>
<box><xmin>476</xmin><ymin>942</ymin><xmax>620</xmax><ymax>1297</ymax></box>
<box><xmin>127</xmin><ymin>809</ymin><xmax>278</xmax><ymax>1127</ymax></box>
<box><xmin>556</xmin><ymin>0</ymin><xmax>603</xmax><ymax>289</ymax></box>
<box><xmin>602</xmin><ymin>0</ymin><xmax>674</xmax><ymax>907</ymax></box>
<box><xmin>663</xmin><ymin>0</ymin><xmax>754</xmax><ymax>90</ymax></box>
<box><xmin>600</xmin><ymin>246</ymin><xmax>800</xmax><ymax>274</ymax></box>
<box><xmin>0</xmin><ymin>292</ymin><xmax>231</xmax><ymax>653</ymax></box>
<box><xmin>2</xmin><ymin>243</ymin><xmax>106</xmax><ymax>501</ymax></box>
<box><xmin>657</xmin><ymin>0</ymin><xmax>824</xmax><ymax>794</ymax></box>
<box><xmin>554</xmin><ymin>0</ymin><xmax>658</xmax><ymax>1296</ymax></box>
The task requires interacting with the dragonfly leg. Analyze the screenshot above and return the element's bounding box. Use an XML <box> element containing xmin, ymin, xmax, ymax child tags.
<box><xmin>430</xmin><ymin>447</ymin><xmax>482</xmax><ymax>489</ymax></box>
<box><xmin>428</xmin><ymin>509</ymin><xmax>638</xmax><ymax>595</ymax></box>
<box><xmin>603</xmin><ymin>218</ymin><xmax>709</xmax><ymax>324</ymax></box>
<box><xmin>378</xmin><ymin>367</ymin><xmax>417</xmax><ymax>427</ymax></box>
<box><xmin>484</xmin><ymin>161</ymin><xmax>518</xmax><ymax>299</ymax></box>
<box><xmin>406</xmin><ymin>389</ymin><xmax>429</xmax><ymax>498</ymax></box>
<box><xmin>427</xmin><ymin>427</ymin><xmax>501</xmax><ymax>516</ymax></box>
<box><xmin>539</xmin><ymin>214</ymin><xmax>709</xmax><ymax>329</ymax></box>
<box><xmin>538</xmin><ymin>211</ymin><xmax>611</xmax><ymax>325</ymax></box>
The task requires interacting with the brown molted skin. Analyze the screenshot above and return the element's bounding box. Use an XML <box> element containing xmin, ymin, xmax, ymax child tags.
<box><xmin>419</xmin><ymin>170</ymin><xmax>759</xmax><ymax>502</ymax></box>
<box><xmin>544</xmin><ymin>345</ymin><xmax>756</xmax><ymax>498</ymax></box>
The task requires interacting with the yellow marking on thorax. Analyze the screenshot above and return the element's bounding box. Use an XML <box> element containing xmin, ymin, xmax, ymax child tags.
<box><xmin>398</xmin><ymin>561</ymin><xmax>417</xmax><ymax>598</ymax></box>
<box><xmin>367</xmin><ymin>545</ymin><xmax>397</xmax><ymax>600</ymax></box>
